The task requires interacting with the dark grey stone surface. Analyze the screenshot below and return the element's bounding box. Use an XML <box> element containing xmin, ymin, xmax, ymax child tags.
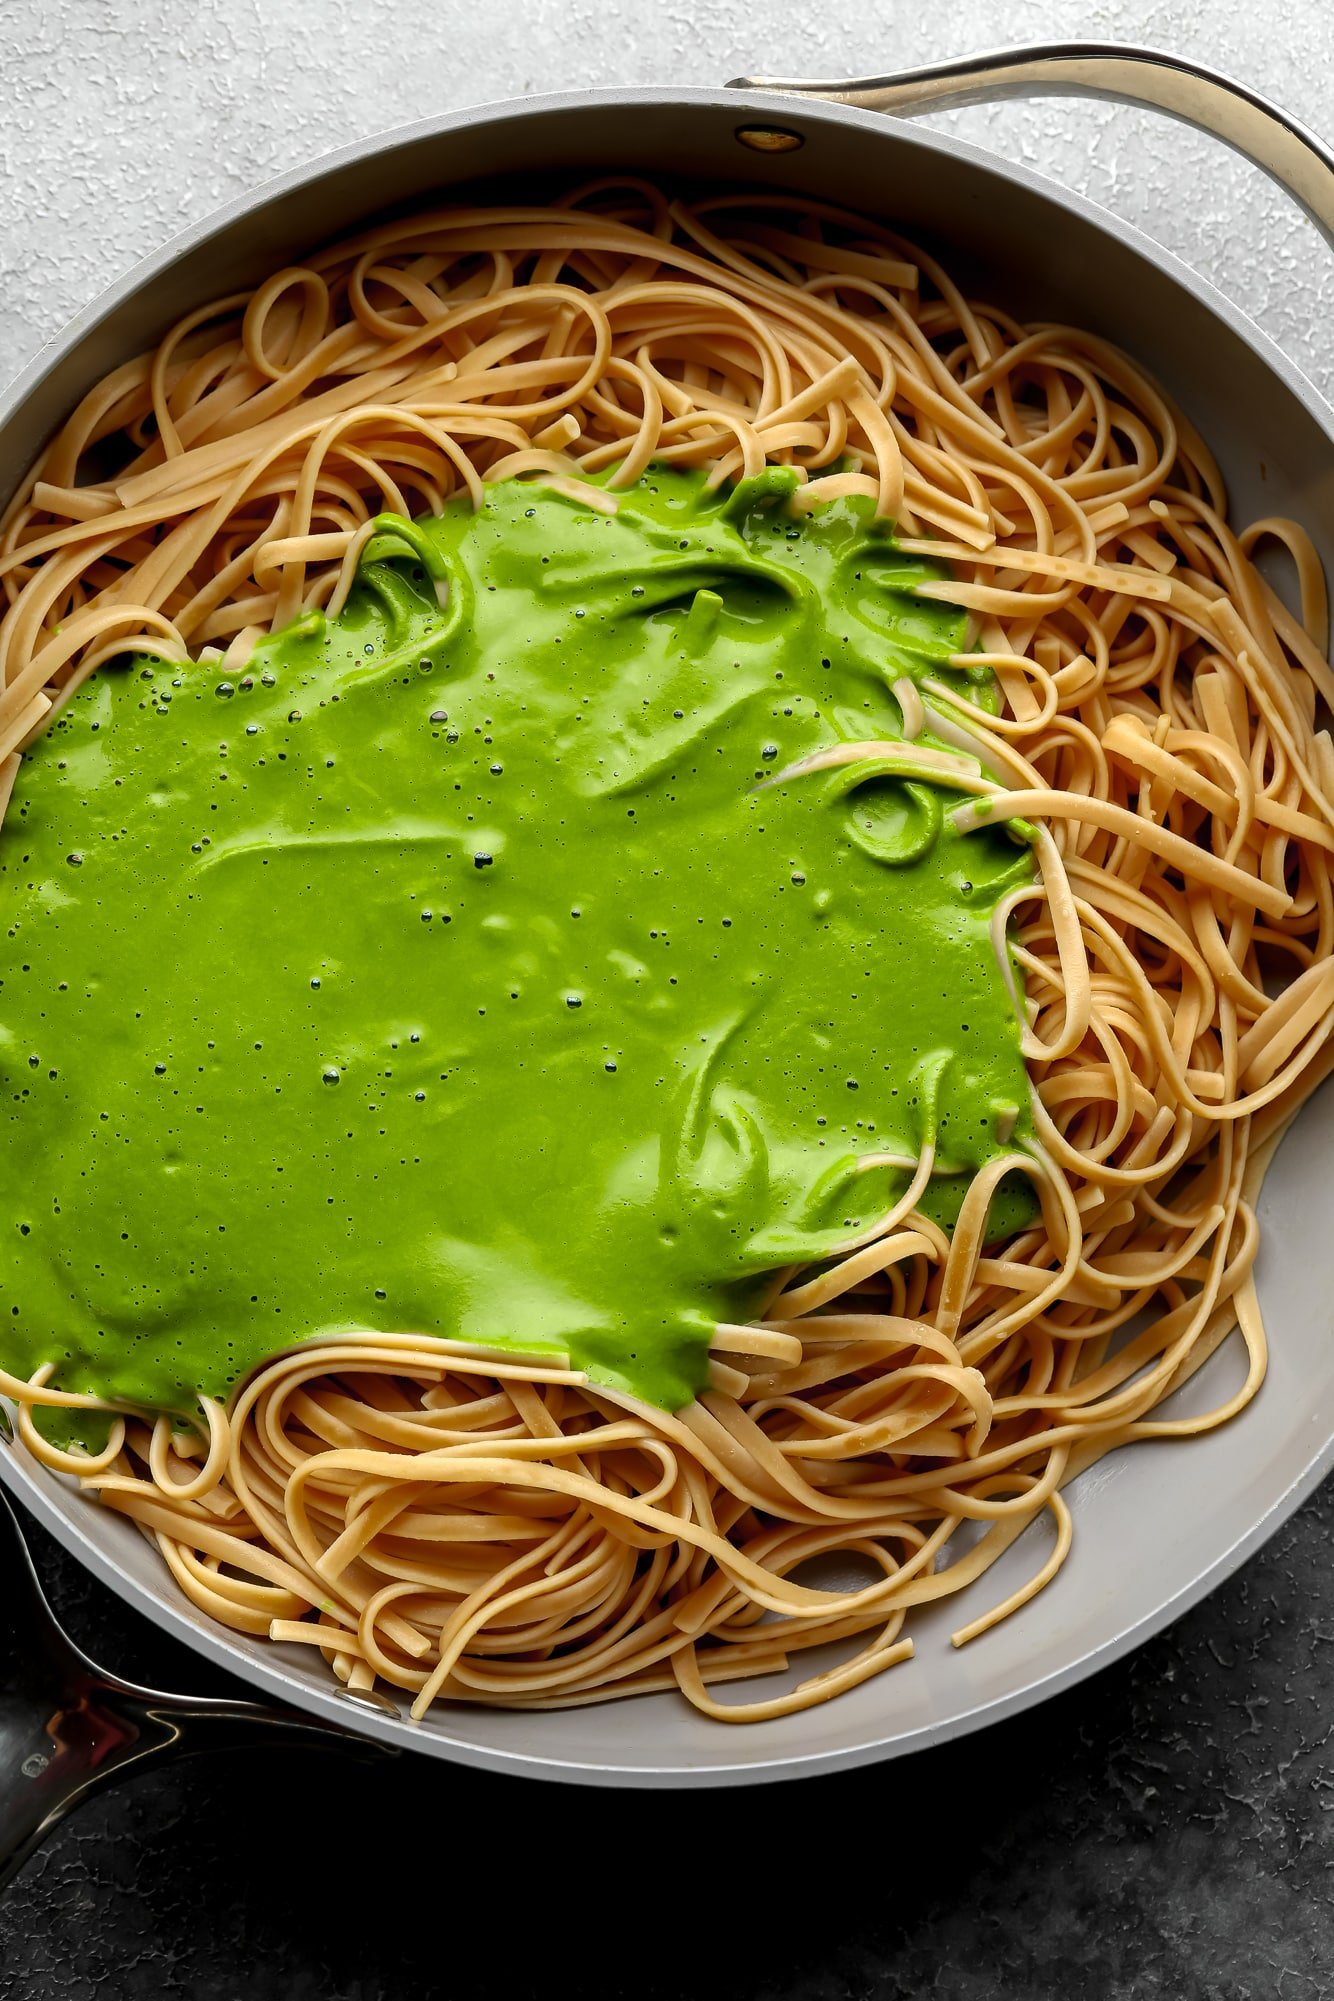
<box><xmin>2</xmin><ymin>1485</ymin><xmax>1333</xmax><ymax>2000</ymax></box>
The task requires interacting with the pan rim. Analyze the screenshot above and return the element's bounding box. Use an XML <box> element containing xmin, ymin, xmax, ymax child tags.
<box><xmin>4</xmin><ymin>1408</ymin><xmax>1330</xmax><ymax>1787</ymax></box>
<box><xmin>2</xmin><ymin>79</ymin><xmax>1331</xmax><ymax>1786</ymax></box>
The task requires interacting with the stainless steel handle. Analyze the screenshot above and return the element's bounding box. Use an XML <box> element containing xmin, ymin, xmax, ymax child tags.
<box><xmin>0</xmin><ymin>1489</ymin><xmax>394</xmax><ymax>1893</ymax></box>
<box><xmin>728</xmin><ymin>43</ymin><xmax>1334</xmax><ymax>257</ymax></box>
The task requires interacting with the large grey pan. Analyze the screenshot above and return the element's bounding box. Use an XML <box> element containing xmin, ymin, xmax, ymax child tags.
<box><xmin>2</xmin><ymin>46</ymin><xmax>1333</xmax><ymax>1788</ymax></box>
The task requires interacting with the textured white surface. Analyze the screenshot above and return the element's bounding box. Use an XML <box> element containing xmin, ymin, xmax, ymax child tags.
<box><xmin>0</xmin><ymin>0</ymin><xmax>1331</xmax><ymax>397</ymax></box>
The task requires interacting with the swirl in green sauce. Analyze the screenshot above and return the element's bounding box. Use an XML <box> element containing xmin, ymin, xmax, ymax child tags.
<box><xmin>0</xmin><ymin>468</ymin><xmax>1032</xmax><ymax>1422</ymax></box>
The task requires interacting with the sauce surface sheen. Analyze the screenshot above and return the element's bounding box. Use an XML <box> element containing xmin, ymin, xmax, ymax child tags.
<box><xmin>0</xmin><ymin>469</ymin><xmax>1032</xmax><ymax>1416</ymax></box>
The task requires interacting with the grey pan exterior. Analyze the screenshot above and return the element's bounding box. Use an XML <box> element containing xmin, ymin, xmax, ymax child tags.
<box><xmin>1</xmin><ymin>83</ymin><xmax>1332</xmax><ymax>1786</ymax></box>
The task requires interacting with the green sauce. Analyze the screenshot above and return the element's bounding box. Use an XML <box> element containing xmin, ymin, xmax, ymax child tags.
<box><xmin>0</xmin><ymin>469</ymin><xmax>1032</xmax><ymax>1420</ymax></box>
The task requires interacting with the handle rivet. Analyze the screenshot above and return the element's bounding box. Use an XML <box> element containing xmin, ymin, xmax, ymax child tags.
<box><xmin>735</xmin><ymin>125</ymin><xmax>806</xmax><ymax>153</ymax></box>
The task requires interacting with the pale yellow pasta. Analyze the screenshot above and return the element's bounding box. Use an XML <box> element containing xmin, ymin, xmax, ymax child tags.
<box><xmin>2</xmin><ymin>181</ymin><xmax>1331</xmax><ymax>1722</ymax></box>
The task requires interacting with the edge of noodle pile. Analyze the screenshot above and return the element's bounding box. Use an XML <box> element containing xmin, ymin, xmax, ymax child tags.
<box><xmin>4</xmin><ymin>181</ymin><xmax>1334</xmax><ymax>1722</ymax></box>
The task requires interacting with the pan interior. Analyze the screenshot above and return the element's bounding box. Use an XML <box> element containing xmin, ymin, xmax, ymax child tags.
<box><xmin>1</xmin><ymin>88</ymin><xmax>1331</xmax><ymax>1782</ymax></box>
